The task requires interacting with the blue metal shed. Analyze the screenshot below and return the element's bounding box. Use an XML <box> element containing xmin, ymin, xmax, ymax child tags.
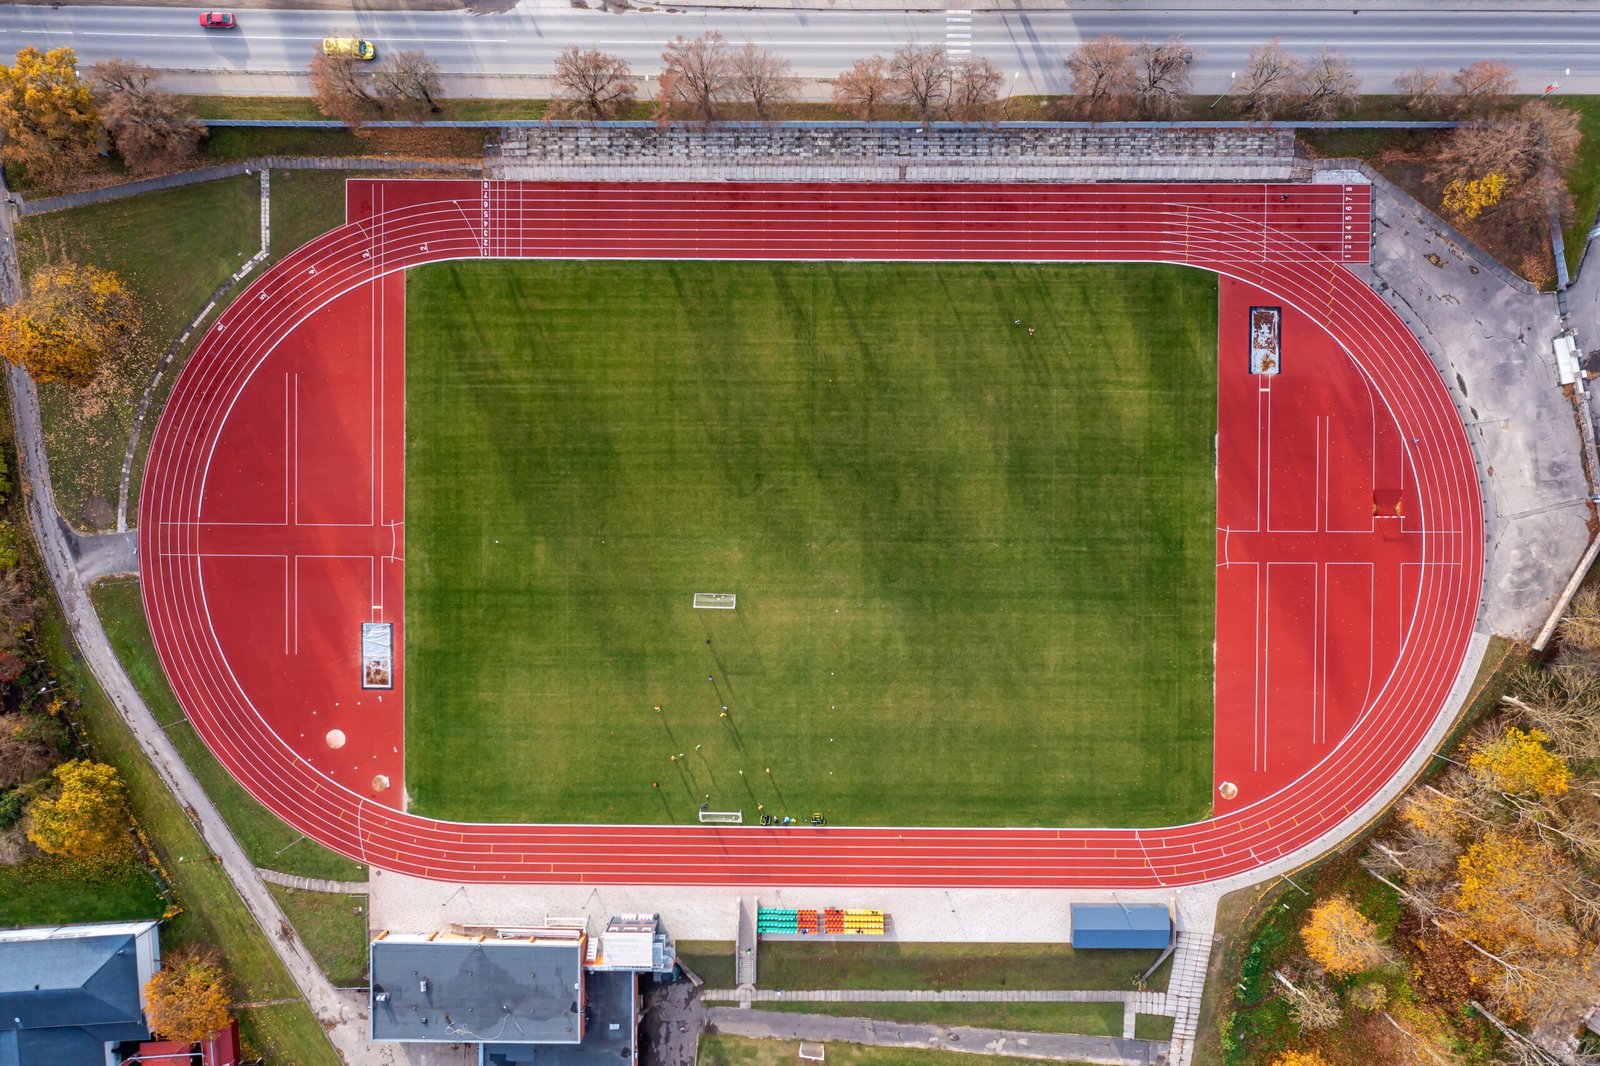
<box><xmin>1069</xmin><ymin>904</ymin><xmax>1171</xmax><ymax>950</ymax></box>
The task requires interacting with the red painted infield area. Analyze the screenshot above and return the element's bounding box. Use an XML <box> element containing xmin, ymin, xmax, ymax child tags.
<box><xmin>140</xmin><ymin>181</ymin><xmax>1482</xmax><ymax>887</ymax></box>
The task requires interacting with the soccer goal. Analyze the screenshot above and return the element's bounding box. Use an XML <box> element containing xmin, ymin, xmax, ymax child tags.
<box><xmin>698</xmin><ymin>810</ymin><xmax>743</xmax><ymax>824</ymax></box>
<box><xmin>799</xmin><ymin>1043</ymin><xmax>826</xmax><ymax>1062</ymax></box>
<box><xmin>693</xmin><ymin>593</ymin><xmax>737</xmax><ymax>610</ymax></box>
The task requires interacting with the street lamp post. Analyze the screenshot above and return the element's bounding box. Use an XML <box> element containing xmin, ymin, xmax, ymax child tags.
<box><xmin>1003</xmin><ymin>71</ymin><xmax>1021</xmax><ymax>117</ymax></box>
<box><xmin>1209</xmin><ymin>71</ymin><xmax>1237</xmax><ymax>110</ymax></box>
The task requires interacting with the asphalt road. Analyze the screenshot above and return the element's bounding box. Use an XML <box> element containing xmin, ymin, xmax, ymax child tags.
<box><xmin>0</xmin><ymin>4</ymin><xmax>1595</xmax><ymax>95</ymax></box>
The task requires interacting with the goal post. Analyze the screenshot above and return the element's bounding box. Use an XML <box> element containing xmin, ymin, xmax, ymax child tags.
<box><xmin>698</xmin><ymin>810</ymin><xmax>743</xmax><ymax>823</ymax></box>
<box><xmin>693</xmin><ymin>593</ymin><xmax>737</xmax><ymax>610</ymax></box>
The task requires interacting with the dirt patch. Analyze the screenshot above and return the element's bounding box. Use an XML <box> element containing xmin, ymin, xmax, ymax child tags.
<box><xmin>80</xmin><ymin>496</ymin><xmax>115</xmax><ymax>530</ymax></box>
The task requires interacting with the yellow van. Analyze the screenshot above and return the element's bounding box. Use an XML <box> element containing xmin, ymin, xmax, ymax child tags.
<box><xmin>322</xmin><ymin>38</ymin><xmax>376</xmax><ymax>61</ymax></box>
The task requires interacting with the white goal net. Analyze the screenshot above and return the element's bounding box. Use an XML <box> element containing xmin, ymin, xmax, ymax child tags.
<box><xmin>693</xmin><ymin>593</ymin><xmax>737</xmax><ymax>610</ymax></box>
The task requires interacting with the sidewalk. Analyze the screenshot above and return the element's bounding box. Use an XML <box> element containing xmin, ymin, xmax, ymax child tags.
<box><xmin>706</xmin><ymin>1008</ymin><xmax>1161</xmax><ymax>1066</ymax></box>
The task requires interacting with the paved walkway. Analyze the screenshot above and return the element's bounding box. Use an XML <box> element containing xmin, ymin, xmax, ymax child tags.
<box><xmin>17</xmin><ymin>156</ymin><xmax>481</xmax><ymax>216</ymax></box>
<box><xmin>259</xmin><ymin>868</ymin><xmax>371</xmax><ymax>895</ymax></box>
<box><xmin>0</xmin><ymin>176</ymin><xmax>392</xmax><ymax>1065</ymax></box>
<box><xmin>707</xmin><ymin>1008</ymin><xmax>1162</xmax><ymax>1066</ymax></box>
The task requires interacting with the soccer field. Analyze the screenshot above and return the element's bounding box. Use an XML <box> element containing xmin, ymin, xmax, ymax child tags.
<box><xmin>404</xmin><ymin>260</ymin><xmax>1217</xmax><ymax>828</ymax></box>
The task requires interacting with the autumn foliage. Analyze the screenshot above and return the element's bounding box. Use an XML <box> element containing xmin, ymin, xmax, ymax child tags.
<box><xmin>1441</xmin><ymin>172</ymin><xmax>1508</xmax><ymax>221</ymax></box>
<box><xmin>0</xmin><ymin>47</ymin><xmax>98</xmax><ymax>187</ymax></box>
<box><xmin>1270</xmin><ymin>1052</ymin><xmax>1331</xmax><ymax>1066</ymax></box>
<box><xmin>1466</xmin><ymin>725</ymin><xmax>1570</xmax><ymax>798</ymax></box>
<box><xmin>144</xmin><ymin>946</ymin><xmax>232</xmax><ymax>1043</ymax></box>
<box><xmin>23</xmin><ymin>759</ymin><xmax>128</xmax><ymax>858</ymax></box>
<box><xmin>1300</xmin><ymin>895</ymin><xmax>1387</xmax><ymax>976</ymax></box>
<box><xmin>0</xmin><ymin>262</ymin><xmax>140</xmax><ymax>386</ymax></box>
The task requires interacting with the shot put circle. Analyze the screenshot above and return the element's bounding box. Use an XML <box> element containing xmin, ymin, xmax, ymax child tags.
<box><xmin>1218</xmin><ymin>781</ymin><xmax>1238</xmax><ymax>801</ymax></box>
<box><xmin>325</xmin><ymin>729</ymin><xmax>346</xmax><ymax>750</ymax></box>
<box><xmin>372</xmin><ymin>774</ymin><xmax>391</xmax><ymax>792</ymax></box>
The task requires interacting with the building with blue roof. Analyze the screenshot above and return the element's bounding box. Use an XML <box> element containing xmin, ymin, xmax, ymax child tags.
<box><xmin>1069</xmin><ymin>904</ymin><xmax>1172</xmax><ymax>950</ymax></box>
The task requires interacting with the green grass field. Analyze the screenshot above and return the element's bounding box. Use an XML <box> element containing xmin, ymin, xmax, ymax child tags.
<box><xmin>405</xmin><ymin>260</ymin><xmax>1216</xmax><ymax>828</ymax></box>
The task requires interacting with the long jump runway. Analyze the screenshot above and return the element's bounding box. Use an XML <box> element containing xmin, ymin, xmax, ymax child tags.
<box><xmin>139</xmin><ymin>181</ymin><xmax>1483</xmax><ymax>887</ymax></box>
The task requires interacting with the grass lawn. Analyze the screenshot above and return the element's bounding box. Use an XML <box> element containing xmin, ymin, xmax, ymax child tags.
<box><xmin>761</xmin><ymin>1001</ymin><xmax>1124</xmax><ymax>1037</ymax></box>
<box><xmin>0</xmin><ymin>855</ymin><xmax>164</xmax><ymax>928</ymax></box>
<box><xmin>753</xmin><ymin>942</ymin><xmax>1168</xmax><ymax>993</ymax></box>
<box><xmin>405</xmin><ymin>260</ymin><xmax>1217</xmax><ymax>829</ymax></box>
<box><xmin>1561</xmin><ymin>95</ymin><xmax>1600</xmax><ymax>277</ymax></box>
<box><xmin>267</xmin><ymin>885</ymin><xmax>370</xmax><ymax>987</ymax></box>
<box><xmin>1134</xmin><ymin>1014</ymin><xmax>1174</xmax><ymax>1041</ymax></box>
<box><xmin>701</xmin><ymin>1034</ymin><xmax>1083</xmax><ymax>1066</ymax></box>
<box><xmin>679</xmin><ymin>940</ymin><xmax>738</xmax><ymax>988</ymax></box>
<box><xmin>92</xmin><ymin>578</ymin><xmax>368</xmax><ymax>882</ymax></box>
<box><xmin>17</xmin><ymin>175</ymin><xmax>260</xmax><ymax>529</ymax></box>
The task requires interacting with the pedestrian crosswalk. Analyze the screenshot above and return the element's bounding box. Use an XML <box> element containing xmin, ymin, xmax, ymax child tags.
<box><xmin>946</xmin><ymin>9</ymin><xmax>971</xmax><ymax>56</ymax></box>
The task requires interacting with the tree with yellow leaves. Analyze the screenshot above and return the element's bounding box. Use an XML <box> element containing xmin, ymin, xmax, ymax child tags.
<box><xmin>1301</xmin><ymin>894</ymin><xmax>1389</xmax><ymax>976</ymax></box>
<box><xmin>144</xmin><ymin>946</ymin><xmax>232</xmax><ymax>1043</ymax></box>
<box><xmin>0</xmin><ymin>263</ymin><xmax>140</xmax><ymax>386</ymax></box>
<box><xmin>1442</xmin><ymin>171</ymin><xmax>1508</xmax><ymax>221</ymax></box>
<box><xmin>1467</xmin><ymin>726</ymin><xmax>1570</xmax><ymax>799</ymax></box>
<box><xmin>23</xmin><ymin>759</ymin><xmax>128</xmax><ymax>858</ymax></box>
<box><xmin>1270</xmin><ymin>1051</ymin><xmax>1331</xmax><ymax>1066</ymax></box>
<box><xmin>1455</xmin><ymin>829</ymin><xmax>1578</xmax><ymax>957</ymax></box>
<box><xmin>0</xmin><ymin>47</ymin><xmax>98</xmax><ymax>187</ymax></box>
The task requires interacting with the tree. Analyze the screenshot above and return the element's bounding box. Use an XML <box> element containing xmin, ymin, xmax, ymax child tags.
<box><xmin>948</xmin><ymin>56</ymin><xmax>1003</xmax><ymax>121</ymax></box>
<box><xmin>1467</xmin><ymin>726</ymin><xmax>1571</xmax><ymax>799</ymax></box>
<box><xmin>0</xmin><ymin>47</ymin><xmax>98</xmax><ymax>187</ymax></box>
<box><xmin>0</xmin><ymin>263</ymin><xmax>141</xmax><ymax>386</ymax></box>
<box><xmin>1064</xmin><ymin>35</ymin><xmax>1137</xmax><ymax>119</ymax></box>
<box><xmin>1234</xmin><ymin>38</ymin><xmax>1302</xmax><ymax>120</ymax></box>
<box><xmin>730</xmin><ymin>42</ymin><xmax>797</xmax><ymax>119</ymax></box>
<box><xmin>832</xmin><ymin>55</ymin><xmax>893</xmax><ymax>120</ymax></box>
<box><xmin>1299</xmin><ymin>47</ymin><xmax>1357</xmax><ymax>120</ymax></box>
<box><xmin>551</xmin><ymin>47</ymin><xmax>636</xmax><ymax>120</ymax></box>
<box><xmin>374</xmin><ymin>50</ymin><xmax>442</xmax><ymax>121</ymax></box>
<box><xmin>308</xmin><ymin>51</ymin><xmax>381</xmax><ymax>131</ymax></box>
<box><xmin>1429</xmin><ymin>101</ymin><xmax>1580</xmax><ymax>215</ymax></box>
<box><xmin>1506</xmin><ymin>662</ymin><xmax>1600</xmax><ymax>761</ymax></box>
<box><xmin>1271</xmin><ymin>1052</ymin><xmax>1332</xmax><ymax>1066</ymax></box>
<box><xmin>1452</xmin><ymin>60</ymin><xmax>1516</xmax><ymax>117</ymax></box>
<box><xmin>1286</xmin><ymin>976</ymin><xmax>1342</xmax><ymax>1031</ymax></box>
<box><xmin>90</xmin><ymin>58</ymin><xmax>205</xmax><ymax>174</ymax></box>
<box><xmin>1132</xmin><ymin>37</ymin><xmax>1192</xmax><ymax>119</ymax></box>
<box><xmin>1301</xmin><ymin>895</ymin><xmax>1389</xmax><ymax>975</ymax></box>
<box><xmin>144</xmin><ymin>947</ymin><xmax>231</xmax><ymax>1043</ymax></box>
<box><xmin>1455</xmin><ymin>829</ymin><xmax>1580</xmax><ymax>957</ymax></box>
<box><xmin>889</xmin><ymin>42</ymin><xmax>952</xmax><ymax>122</ymax></box>
<box><xmin>1394</xmin><ymin>66</ymin><xmax>1447</xmax><ymax>114</ymax></box>
<box><xmin>23</xmin><ymin>759</ymin><xmax>127</xmax><ymax>858</ymax></box>
<box><xmin>1442</xmin><ymin>172</ymin><xmax>1509</xmax><ymax>221</ymax></box>
<box><xmin>657</xmin><ymin>32</ymin><xmax>734</xmax><ymax>122</ymax></box>
<box><xmin>0</xmin><ymin>713</ymin><xmax>55</xmax><ymax>791</ymax></box>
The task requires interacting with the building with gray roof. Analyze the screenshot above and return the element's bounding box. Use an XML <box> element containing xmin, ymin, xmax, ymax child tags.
<box><xmin>0</xmin><ymin>919</ymin><xmax>160</xmax><ymax>1066</ymax></box>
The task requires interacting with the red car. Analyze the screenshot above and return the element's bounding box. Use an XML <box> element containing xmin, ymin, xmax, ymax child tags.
<box><xmin>199</xmin><ymin>11</ymin><xmax>235</xmax><ymax>28</ymax></box>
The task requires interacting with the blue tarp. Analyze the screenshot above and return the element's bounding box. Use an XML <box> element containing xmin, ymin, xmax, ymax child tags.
<box><xmin>1070</xmin><ymin>904</ymin><xmax>1171</xmax><ymax>950</ymax></box>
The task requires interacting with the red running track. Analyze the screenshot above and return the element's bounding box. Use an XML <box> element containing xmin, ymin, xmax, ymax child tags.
<box><xmin>139</xmin><ymin>181</ymin><xmax>1482</xmax><ymax>887</ymax></box>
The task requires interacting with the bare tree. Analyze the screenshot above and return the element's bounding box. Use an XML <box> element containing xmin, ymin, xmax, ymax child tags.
<box><xmin>1430</xmin><ymin>100</ymin><xmax>1580</xmax><ymax>192</ymax></box>
<box><xmin>948</xmin><ymin>55</ymin><xmax>1004</xmax><ymax>121</ymax></box>
<box><xmin>551</xmin><ymin>48</ymin><xmax>636</xmax><ymax>121</ymax></box>
<box><xmin>1064</xmin><ymin>35</ymin><xmax>1137</xmax><ymax>119</ymax></box>
<box><xmin>657</xmin><ymin>32</ymin><xmax>735</xmax><ymax>122</ymax></box>
<box><xmin>308</xmin><ymin>51</ymin><xmax>382</xmax><ymax>131</ymax></box>
<box><xmin>1131</xmin><ymin>37</ymin><xmax>1192</xmax><ymax>120</ymax></box>
<box><xmin>1452</xmin><ymin>59</ymin><xmax>1516</xmax><ymax>117</ymax></box>
<box><xmin>1300</xmin><ymin>47</ymin><xmax>1358</xmax><ymax>120</ymax></box>
<box><xmin>832</xmin><ymin>55</ymin><xmax>894</xmax><ymax>120</ymax></box>
<box><xmin>374</xmin><ymin>50</ymin><xmax>442</xmax><ymax>121</ymax></box>
<box><xmin>1234</xmin><ymin>38</ymin><xmax>1303</xmax><ymax>120</ymax></box>
<box><xmin>1394</xmin><ymin>66</ymin><xmax>1448</xmax><ymax>114</ymax></box>
<box><xmin>730</xmin><ymin>41</ymin><xmax>798</xmax><ymax>119</ymax></box>
<box><xmin>889</xmin><ymin>42</ymin><xmax>952</xmax><ymax>122</ymax></box>
<box><xmin>90</xmin><ymin>58</ymin><xmax>205</xmax><ymax>174</ymax></box>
